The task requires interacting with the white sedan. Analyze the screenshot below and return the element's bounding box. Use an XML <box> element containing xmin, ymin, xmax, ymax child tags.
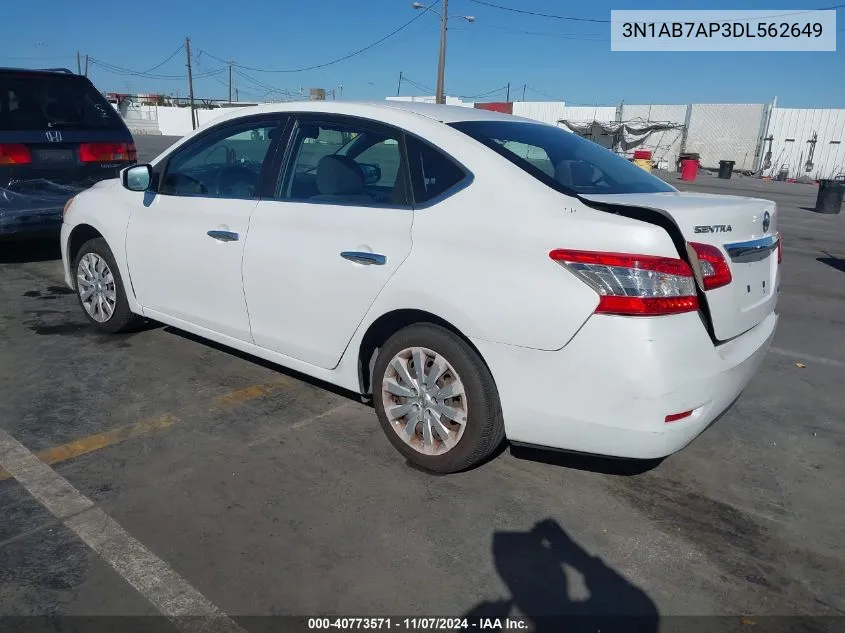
<box><xmin>60</xmin><ymin>101</ymin><xmax>779</xmax><ymax>473</ymax></box>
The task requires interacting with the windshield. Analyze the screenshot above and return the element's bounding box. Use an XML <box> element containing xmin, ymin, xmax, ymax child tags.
<box><xmin>0</xmin><ymin>73</ymin><xmax>123</xmax><ymax>131</ymax></box>
<box><xmin>449</xmin><ymin>120</ymin><xmax>676</xmax><ymax>196</ymax></box>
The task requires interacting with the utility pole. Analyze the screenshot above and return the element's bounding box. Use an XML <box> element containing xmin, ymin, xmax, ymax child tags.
<box><xmin>228</xmin><ymin>61</ymin><xmax>233</xmax><ymax>103</ymax></box>
<box><xmin>435</xmin><ymin>0</ymin><xmax>448</xmax><ymax>104</ymax></box>
<box><xmin>522</xmin><ymin>84</ymin><xmax>526</xmax><ymax>101</ymax></box>
<box><xmin>76</xmin><ymin>51</ymin><xmax>81</xmax><ymax>75</ymax></box>
<box><xmin>397</xmin><ymin>71</ymin><xmax>403</xmax><ymax>96</ymax></box>
<box><xmin>506</xmin><ymin>82</ymin><xmax>510</xmax><ymax>102</ymax></box>
<box><xmin>84</xmin><ymin>55</ymin><xmax>89</xmax><ymax>77</ymax></box>
<box><xmin>185</xmin><ymin>37</ymin><xmax>196</xmax><ymax>130</ymax></box>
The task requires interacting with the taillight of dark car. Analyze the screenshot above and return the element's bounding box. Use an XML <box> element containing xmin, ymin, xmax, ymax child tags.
<box><xmin>79</xmin><ymin>142</ymin><xmax>136</xmax><ymax>163</ymax></box>
<box><xmin>0</xmin><ymin>143</ymin><xmax>33</xmax><ymax>165</ymax></box>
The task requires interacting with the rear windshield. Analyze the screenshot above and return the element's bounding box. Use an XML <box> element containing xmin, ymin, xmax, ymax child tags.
<box><xmin>0</xmin><ymin>73</ymin><xmax>123</xmax><ymax>131</ymax></box>
<box><xmin>449</xmin><ymin>120</ymin><xmax>675</xmax><ymax>196</ymax></box>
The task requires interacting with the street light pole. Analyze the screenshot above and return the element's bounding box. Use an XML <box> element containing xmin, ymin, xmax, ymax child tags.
<box><xmin>436</xmin><ymin>0</ymin><xmax>448</xmax><ymax>105</ymax></box>
<box><xmin>413</xmin><ymin>2</ymin><xmax>474</xmax><ymax>105</ymax></box>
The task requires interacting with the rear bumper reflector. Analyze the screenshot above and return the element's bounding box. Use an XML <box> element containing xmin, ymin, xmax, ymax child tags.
<box><xmin>665</xmin><ymin>410</ymin><xmax>694</xmax><ymax>423</ymax></box>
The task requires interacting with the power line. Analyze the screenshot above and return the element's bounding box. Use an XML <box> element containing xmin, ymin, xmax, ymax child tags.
<box><xmin>472</xmin><ymin>23</ymin><xmax>605</xmax><ymax>40</ymax></box>
<box><xmin>199</xmin><ymin>0</ymin><xmax>441</xmax><ymax>73</ymax></box>
<box><xmin>401</xmin><ymin>76</ymin><xmax>435</xmax><ymax>94</ymax></box>
<box><xmin>89</xmin><ymin>57</ymin><xmax>224</xmax><ymax>80</ymax></box>
<box><xmin>460</xmin><ymin>85</ymin><xmax>509</xmax><ymax>99</ymax></box>
<box><xmin>466</xmin><ymin>0</ymin><xmax>609</xmax><ymax>23</ymax></box>
<box><xmin>230</xmin><ymin>67</ymin><xmax>300</xmax><ymax>99</ymax></box>
<box><xmin>468</xmin><ymin>0</ymin><xmax>844</xmax><ymax>23</ymax></box>
<box><xmin>525</xmin><ymin>85</ymin><xmax>563</xmax><ymax>101</ymax></box>
<box><xmin>141</xmin><ymin>45</ymin><xmax>185</xmax><ymax>74</ymax></box>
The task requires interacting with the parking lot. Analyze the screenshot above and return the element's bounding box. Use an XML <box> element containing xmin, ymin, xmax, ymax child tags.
<box><xmin>1</xmin><ymin>135</ymin><xmax>844</xmax><ymax>627</ymax></box>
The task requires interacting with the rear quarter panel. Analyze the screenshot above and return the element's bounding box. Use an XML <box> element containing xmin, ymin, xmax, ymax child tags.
<box><xmin>361</xmin><ymin>121</ymin><xmax>681</xmax><ymax>351</ymax></box>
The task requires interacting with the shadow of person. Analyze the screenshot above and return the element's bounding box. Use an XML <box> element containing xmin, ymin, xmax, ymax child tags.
<box><xmin>465</xmin><ymin>519</ymin><xmax>658</xmax><ymax>633</ymax></box>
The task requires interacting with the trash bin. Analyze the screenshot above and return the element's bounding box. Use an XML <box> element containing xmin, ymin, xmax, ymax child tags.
<box><xmin>680</xmin><ymin>159</ymin><xmax>699</xmax><ymax>181</ymax></box>
<box><xmin>815</xmin><ymin>179</ymin><xmax>844</xmax><ymax>214</ymax></box>
<box><xmin>718</xmin><ymin>160</ymin><xmax>735</xmax><ymax>179</ymax></box>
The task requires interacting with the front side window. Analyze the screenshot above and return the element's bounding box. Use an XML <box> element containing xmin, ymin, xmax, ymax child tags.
<box><xmin>280</xmin><ymin>121</ymin><xmax>407</xmax><ymax>206</ymax></box>
<box><xmin>449</xmin><ymin>120</ymin><xmax>676</xmax><ymax>196</ymax></box>
<box><xmin>159</xmin><ymin>119</ymin><xmax>280</xmax><ymax>198</ymax></box>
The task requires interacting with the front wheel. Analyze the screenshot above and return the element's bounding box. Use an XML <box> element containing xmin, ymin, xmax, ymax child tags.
<box><xmin>373</xmin><ymin>324</ymin><xmax>505</xmax><ymax>473</ymax></box>
<box><xmin>73</xmin><ymin>237</ymin><xmax>141</xmax><ymax>334</ymax></box>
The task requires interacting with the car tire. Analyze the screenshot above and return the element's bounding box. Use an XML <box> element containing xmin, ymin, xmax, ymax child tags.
<box><xmin>72</xmin><ymin>237</ymin><xmax>141</xmax><ymax>334</ymax></box>
<box><xmin>373</xmin><ymin>323</ymin><xmax>505</xmax><ymax>473</ymax></box>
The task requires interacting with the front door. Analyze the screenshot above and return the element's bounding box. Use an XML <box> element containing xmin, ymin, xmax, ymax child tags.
<box><xmin>243</xmin><ymin>115</ymin><xmax>414</xmax><ymax>369</ymax></box>
<box><xmin>126</xmin><ymin>116</ymin><xmax>284</xmax><ymax>341</ymax></box>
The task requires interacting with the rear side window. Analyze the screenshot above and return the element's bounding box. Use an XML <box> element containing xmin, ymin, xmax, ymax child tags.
<box><xmin>449</xmin><ymin>120</ymin><xmax>675</xmax><ymax>196</ymax></box>
<box><xmin>0</xmin><ymin>73</ymin><xmax>123</xmax><ymax>131</ymax></box>
<box><xmin>406</xmin><ymin>137</ymin><xmax>466</xmax><ymax>204</ymax></box>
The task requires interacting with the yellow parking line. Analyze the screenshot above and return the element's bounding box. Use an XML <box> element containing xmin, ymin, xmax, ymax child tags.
<box><xmin>0</xmin><ymin>378</ymin><xmax>293</xmax><ymax>482</ymax></box>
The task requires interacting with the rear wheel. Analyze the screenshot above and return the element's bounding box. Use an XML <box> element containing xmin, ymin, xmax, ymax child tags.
<box><xmin>73</xmin><ymin>237</ymin><xmax>141</xmax><ymax>333</ymax></box>
<box><xmin>373</xmin><ymin>324</ymin><xmax>505</xmax><ymax>473</ymax></box>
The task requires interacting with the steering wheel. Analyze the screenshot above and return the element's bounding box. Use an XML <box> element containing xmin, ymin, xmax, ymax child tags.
<box><xmin>214</xmin><ymin>165</ymin><xmax>258</xmax><ymax>197</ymax></box>
<box><xmin>166</xmin><ymin>172</ymin><xmax>208</xmax><ymax>195</ymax></box>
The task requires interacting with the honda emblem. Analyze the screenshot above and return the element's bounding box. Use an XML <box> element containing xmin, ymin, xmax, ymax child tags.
<box><xmin>45</xmin><ymin>130</ymin><xmax>62</xmax><ymax>143</ymax></box>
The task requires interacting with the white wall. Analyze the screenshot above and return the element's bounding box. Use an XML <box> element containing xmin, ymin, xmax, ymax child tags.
<box><xmin>156</xmin><ymin>106</ymin><xmax>194</xmax><ymax>136</ymax></box>
<box><xmin>684</xmin><ymin>104</ymin><xmax>766</xmax><ymax>170</ymax></box>
<box><xmin>386</xmin><ymin>95</ymin><xmax>474</xmax><ymax>107</ymax></box>
<box><xmin>512</xmin><ymin>101</ymin><xmax>566</xmax><ymax>126</ymax></box>
<box><xmin>561</xmin><ymin>105</ymin><xmax>617</xmax><ymax>124</ymax></box>
<box><xmin>764</xmin><ymin>108</ymin><xmax>845</xmax><ymax>180</ymax></box>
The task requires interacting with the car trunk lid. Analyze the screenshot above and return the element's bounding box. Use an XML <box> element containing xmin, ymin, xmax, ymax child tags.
<box><xmin>581</xmin><ymin>191</ymin><xmax>779</xmax><ymax>342</ymax></box>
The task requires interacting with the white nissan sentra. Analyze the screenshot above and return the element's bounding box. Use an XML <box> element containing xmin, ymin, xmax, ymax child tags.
<box><xmin>60</xmin><ymin>101</ymin><xmax>779</xmax><ymax>473</ymax></box>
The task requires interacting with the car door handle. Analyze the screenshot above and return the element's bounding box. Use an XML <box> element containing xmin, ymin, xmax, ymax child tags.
<box><xmin>340</xmin><ymin>251</ymin><xmax>387</xmax><ymax>265</ymax></box>
<box><xmin>207</xmin><ymin>230</ymin><xmax>239</xmax><ymax>242</ymax></box>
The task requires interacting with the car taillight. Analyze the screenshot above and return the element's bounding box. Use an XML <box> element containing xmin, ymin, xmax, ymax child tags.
<box><xmin>79</xmin><ymin>142</ymin><xmax>134</xmax><ymax>162</ymax></box>
<box><xmin>549</xmin><ymin>249</ymin><xmax>699</xmax><ymax>316</ymax></box>
<box><xmin>777</xmin><ymin>232</ymin><xmax>782</xmax><ymax>264</ymax></box>
<box><xmin>689</xmin><ymin>242</ymin><xmax>732</xmax><ymax>290</ymax></box>
<box><xmin>0</xmin><ymin>143</ymin><xmax>32</xmax><ymax>165</ymax></box>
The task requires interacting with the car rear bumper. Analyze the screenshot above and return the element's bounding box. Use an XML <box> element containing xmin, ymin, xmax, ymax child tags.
<box><xmin>474</xmin><ymin>310</ymin><xmax>777</xmax><ymax>460</ymax></box>
<box><xmin>0</xmin><ymin>206</ymin><xmax>63</xmax><ymax>239</ymax></box>
<box><xmin>1</xmin><ymin>180</ymin><xmax>78</xmax><ymax>239</ymax></box>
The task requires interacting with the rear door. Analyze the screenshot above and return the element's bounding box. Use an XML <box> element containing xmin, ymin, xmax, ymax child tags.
<box><xmin>243</xmin><ymin>114</ymin><xmax>414</xmax><ymax>369</ymax></box>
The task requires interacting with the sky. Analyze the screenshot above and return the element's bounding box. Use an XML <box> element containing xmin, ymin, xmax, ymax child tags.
<box><xmin>3</xmin><ymin>0</ymin><xmax>844</xmax><ymax>107</ymax></box>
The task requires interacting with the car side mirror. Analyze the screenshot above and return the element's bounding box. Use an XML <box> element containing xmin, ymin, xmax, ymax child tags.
<box><xmin>359</xmin><ymin>163</ymin><xmax>381</xmax><ymax>185</ymax></box>
<box><xmin>121</xmin><ymin>164</ymin><xmax>152</xmax><ymax>191</ymax></box>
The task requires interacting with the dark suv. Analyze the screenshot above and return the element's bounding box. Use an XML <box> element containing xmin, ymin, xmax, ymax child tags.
<box><xmin>1</xmin><ymin>68</ymin><xmax>136</xmax><ymax>240</ymax></box>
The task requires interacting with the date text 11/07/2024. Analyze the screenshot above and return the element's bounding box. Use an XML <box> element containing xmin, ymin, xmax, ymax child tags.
<box><xmin>622</xmin><ymin>21</ymin><xmax>823</xmax><ymax>39</ymax></box>
<box><xmin>307</xmin><ymin>618</ymin><xmax>529</xmax><ymax>630</ymax></box>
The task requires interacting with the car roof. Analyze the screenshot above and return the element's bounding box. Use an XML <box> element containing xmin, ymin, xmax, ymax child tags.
<box><xmin>214</xmin><ymin>99</ymin><xmax>541</xmax><ymax>127</ymax></box>
<box><xmin>0</xmin><ymin>67</ymin><xmax>79</xmax><ymax>76</ymax></box>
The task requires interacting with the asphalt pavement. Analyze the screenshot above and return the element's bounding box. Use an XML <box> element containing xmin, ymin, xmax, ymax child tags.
<box><xmin>1</xmin><ymin>136</ymin><xmax>843</xmax><ymax>629</ymax></box>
